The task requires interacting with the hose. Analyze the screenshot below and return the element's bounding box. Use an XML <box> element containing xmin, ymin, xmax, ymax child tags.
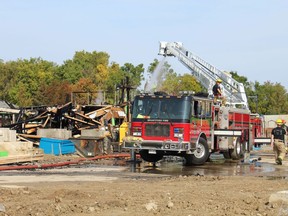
<box><xmin>0</xmin><ymin>153</ymin><xmax>134</xmax><ymax>171</ymax></box>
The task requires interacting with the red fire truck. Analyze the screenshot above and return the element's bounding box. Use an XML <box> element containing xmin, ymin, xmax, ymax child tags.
<box><xmin>123</xmin><ymin>92</ymin><xmax>265</xmax><ymax>165</ymax></box>
<box><xmin>123</xmin><ymin>42</ymin><xmax>269</xmax><ymax>165</ymax></box>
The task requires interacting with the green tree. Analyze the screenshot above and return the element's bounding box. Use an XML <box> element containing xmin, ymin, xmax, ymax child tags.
<box><xmin>71</xmin><ymin>78</ymin><xmax>99</xmax><ymax>105</ymax></box>
<box><xmin>117</xmin><ymin>63</ymin><xmax>145</xmax><ymax>102</ymax></box>
<box><xmin>104</xmin><ymin>63</ymin><xmax>123</xmax><ymax>104</ymax></box>
<box><xmin>146</xmin><ymin>59</ymin><xmax>203</xmax><ymax>94</ymax></box>
<box><xmin>254</xmin><ymin>81</ymin><xmax>288</xmax><ymax>115</ymax></box>
<box><xmin>121</xmin><ymin>63</ymin><xmax>145</xmax><ymax>88</ymax></box>
<box><xmin>56</xmin><ymin>51</ymin><xmax>110</xmax><ymax>84</ymax></box>
<box><xmin>160</xmin><ymin>73</ymin><xmax>202</xmax><ymax>94</ymax></box>
<box><xmin>0</xmin><ymin>61</ymin><xmax>18</xmax><ymax>102</ymax></box>
<box><xmin>227</xmin><ymin>71</ymin><xmax>288</xmax><ymax>114</ymax></box>
<box><xmin>38</xmin><ymin>80</ymin><xmax>72</xmax><ymax>106</ymax></box>
<box><xmin>229</xmin><ymin>71</ymin><xmax>257</xmax><ymax>112</ymax></box>
<box><xmin>2</xmin><ymin>50</ymin><xmax>287</xmax><ymax>115</ymax></box>
<box><xmin>55</xmin><ymin>50</ymin><xmax>122</xmax><ymax>104</ymax></box>
<box><xmin>229</xmin><ymin>71</ymin><xmax>249</xmax><ymax>87</ymax></box>
<box><xmin>7</xmin><ymin>58</ymin><xmax>58</xmax><ymax>106</ymax></box>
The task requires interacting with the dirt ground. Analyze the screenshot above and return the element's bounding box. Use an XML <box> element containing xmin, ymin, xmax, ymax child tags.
<box><xmin>1</xmin><ymin>147</ymin><xmax>288</xmax><ymax>216</ymax></box>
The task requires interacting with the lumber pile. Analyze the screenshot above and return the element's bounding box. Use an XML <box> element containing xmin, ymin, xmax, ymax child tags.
<box><xmin>0</xmin><ymin>140</ymin><xmax>44</xmax><ymax>165</ymax></box>
<box><xmin>3</xmin><ymin>102</ymin><xmax>127</xmax><ymax>141</ymax></box>
<box><xmin>0</xmin><ymin>101</ymin><xmax>128</xmax><ymax>164</ymax></box>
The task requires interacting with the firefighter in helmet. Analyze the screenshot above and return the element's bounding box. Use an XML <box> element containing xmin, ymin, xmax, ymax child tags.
<box><xmin>271</xmin><ymin>119</ymin><xmax>286</xmax><ymax>165</ymax></box>
<box><xmin>212</xmin><ymin>79</ymin><xmax>226</xmax><ymax>106</ymax></box>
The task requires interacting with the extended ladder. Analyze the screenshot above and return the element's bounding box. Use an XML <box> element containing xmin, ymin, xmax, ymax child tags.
<box><xmin>158</xmin><ymin>41</ymin><xmax>248</xmax><ymax>109</ymax></box>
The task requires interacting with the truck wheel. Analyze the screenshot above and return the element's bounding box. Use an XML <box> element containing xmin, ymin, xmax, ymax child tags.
<box><xmin>139</xmin><ymin>150</ymin><xmax>164</xmax><ymax>163</ymax></box>
<box><xmin>231</xmin><ymin>138</ymin><xmax>244</xmax><ymax>160</ymax></box>
<box><xmin>184</xmin><ymin>138</ymin><xmax>209</xmax><ymax>166</ymax></box>
<box><xmin>223</xmin><ymin>151</ymin><xmax>232</xmax><ymax>159</ymax></box>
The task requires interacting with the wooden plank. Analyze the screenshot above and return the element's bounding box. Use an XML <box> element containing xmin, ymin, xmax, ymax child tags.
<box><xmin>17</xmin><ymin>135</ymin><xmax>39</xmax><ymax>146</ymax></box>
<box><xmin>85</xmin><ymin>105</ymin><xmax>112</xmax><ymax>116</ymax></box>
<box><xmin>17</xmin><ymin>134</ymin><xmax>42</xmax><ymax>139</ymax></box>
<box><xmin>26</xmin><ymin>127</ymin><xmax>37</xmax><ymax>134</ymax></box>
<box><xmin>42</xmin><ymin>115</ymin><xmax>50</xmax><ymax>128</ymax></box>
<box><xmin>78</xmin><ymin>126</ymin><xmax>93</xmax><ymax>130</ymax></box>
<box><xmin>0</xmin><ymin>150</ymin><xmax>44</xmax><ymax>165</ymax></box>
<box><xmin>0</xmin><ymin>108</ymin><xmax>20</xmax><ymax>114</ymax></box>
<box><xmin>24</xmin><ymin>123</ymin><xmax>42</xmax><ymax>129</ymax></box>
<box><xmin>0</xmin><ymin>154</ymin><xmax>44</xmax><ymax>165</ymax></box>
<box><xmin>28</xmin><ymin>115</ymin><xmax>49</xmax><ymax>121</ymax></box>
<box><xmin>75</xmin><ymin>112</ymin><xmax>101</xmax><ymax>125</ymax></box>
<box><xmin>37</xmin><ymin>110</ymin><xmax>48</xmax><ymax>117</ymax></box>
<box><xmin>64</xmin><ymin>115</ymin><xmax>95</xmax><ymax>126</ymax></box>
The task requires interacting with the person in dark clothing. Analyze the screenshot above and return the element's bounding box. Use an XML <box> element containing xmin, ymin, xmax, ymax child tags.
<box><xmin>271</xmin><ymin>119</ymin><xmax>287</xmax><ymax>165</ymax></box>
<box><xmin>212</xmin><ymin>79</ymin><xmax>226</xmax><ymax>106</ymax></box>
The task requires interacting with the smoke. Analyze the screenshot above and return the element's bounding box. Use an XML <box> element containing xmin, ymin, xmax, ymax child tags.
<box><xmin>95</xmin><ymin>91</ymin><xmax>104</xmax><ymax>104</ymax></box>
<box><xmin>144</xmin><ymin>57</ymin><xmax>167</xmax><ymax>93</ymax></box>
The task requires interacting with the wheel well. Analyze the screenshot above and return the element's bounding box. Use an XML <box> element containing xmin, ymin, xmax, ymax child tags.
<box><xmin>199</xmin><ymin>133</ymin><xmax>209</xmax><ymax>149</ymax></box>
<box><xmin>199</xmin><ymin>133</ymin><xmax>207</xmax><ymax>142</ymax></box>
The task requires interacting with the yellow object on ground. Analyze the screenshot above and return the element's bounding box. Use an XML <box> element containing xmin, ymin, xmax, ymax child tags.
<box><xmin>119</xmin><ymin>122</ymin><xmax>129</xmax><ymax>143</ymax></box>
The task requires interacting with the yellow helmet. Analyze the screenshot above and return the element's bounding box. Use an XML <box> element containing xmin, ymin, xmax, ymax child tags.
<box><xmin>216</xmin><ymin>79</ymin><xmax>222</xmax><ymax>83</ymax></box>
<box><xmin>276</xmin><ymin>119</ymin><xmax>283</xmax><ymax>124</ymax></box>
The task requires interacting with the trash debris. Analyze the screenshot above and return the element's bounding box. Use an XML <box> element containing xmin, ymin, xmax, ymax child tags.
<box><xmin>0</xmin><ymin>100</ymin><xmax>128</xmax><ymax>165</ymax></box>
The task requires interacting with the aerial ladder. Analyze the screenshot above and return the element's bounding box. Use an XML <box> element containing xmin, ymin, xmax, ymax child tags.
<box><xmin>158</xmin><ymin>41</ymin><xmax>249</xmax><ymax>109</ymax></box>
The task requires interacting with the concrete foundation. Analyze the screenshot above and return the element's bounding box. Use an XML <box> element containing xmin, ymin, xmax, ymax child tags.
<box><xmin>0</xmin><ymin>128</ymin><xmax>17</xmax><ymax>142</ymax></box>
<box><xmin>37</xmin><ymin>129</ymin><xmax>72</xmax><ymax>140</ymax></box>
<box><xmin>81</xmin><ymin>129</ymin><xmax>106</xmax><ymax>138</ymax></box>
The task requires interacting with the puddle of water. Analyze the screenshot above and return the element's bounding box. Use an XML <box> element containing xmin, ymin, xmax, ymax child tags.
<box><xmin>1</xmin><ymin>153</ymin><xmax>283</xmax><ymax>179</ymax></box>
<box><xmin>125</xmin><ymin>153</ymin><xmax>280</xmax><ymax>177</ymax></box>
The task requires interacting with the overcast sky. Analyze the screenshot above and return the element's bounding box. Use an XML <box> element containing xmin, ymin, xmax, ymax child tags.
<box><xmin>1</xmin><ymin>0</ymin><xmax>288</xmax><ymax>90</ymax></box>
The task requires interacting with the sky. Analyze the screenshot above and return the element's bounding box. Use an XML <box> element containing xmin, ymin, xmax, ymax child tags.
<box><xmin>1</xmin><ymin>0</ymin><xmax>288</xmax><ymax>90</ymax></box>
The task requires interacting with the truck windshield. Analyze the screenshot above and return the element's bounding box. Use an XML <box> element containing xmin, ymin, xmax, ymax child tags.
<box><xmin>132</xmin><ymin>96</ymin><xmax>191</xmax><ymax>122</ymax></box>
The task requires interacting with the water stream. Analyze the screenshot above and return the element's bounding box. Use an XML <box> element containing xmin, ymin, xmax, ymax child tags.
<box><xmin>144</xmin><ymin>57</ymin><xmax>167</xmax><ymax>93</ymax></box>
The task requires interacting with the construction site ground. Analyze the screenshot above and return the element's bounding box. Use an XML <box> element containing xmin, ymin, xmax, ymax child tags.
<box><xmin>1</xmin><ymin>145</ymin><xmax>288</xmax><ymax>216</ymax></box>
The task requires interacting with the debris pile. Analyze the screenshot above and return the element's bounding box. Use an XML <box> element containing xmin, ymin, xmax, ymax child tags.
<box><xmin>0</xmin><ymin>102</ymin><xmax>128</xmax><ymax>165</ymax></box>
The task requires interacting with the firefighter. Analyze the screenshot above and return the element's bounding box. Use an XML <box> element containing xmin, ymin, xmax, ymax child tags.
<box><xmin>271</xmin><ymin>119</ymin><xmax>287</xmax><ymax>165</ymax></box>
<box><xmin>212</xmin><ymin>79</ymin><xmax>226</xmax><ymax>106</ymax></box>
<box><xmin>136</xmin><ymin>105</ymin><xmax>150</xmax><ymax>119</ymax></box>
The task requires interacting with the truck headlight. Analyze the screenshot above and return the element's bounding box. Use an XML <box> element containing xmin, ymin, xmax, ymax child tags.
<box><xmin>132</xmin><ymin>127</ymin><xmax>142</xmax><ymax>136</ymax></box>
<box><xmin>174</xmin><ymin>128</ymin><xmax>184</xmax><ymax>138</ymax></box>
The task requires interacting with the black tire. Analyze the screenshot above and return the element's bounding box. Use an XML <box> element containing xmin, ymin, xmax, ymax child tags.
<box><xmin>230</xmin><ymin>137</ymin><xmax>245</xmax><ymax>160</ymax></box>
<box><xmin>223</xmin><ymin>151</ymin><xmax>232</xmax><ymax>159</ymax></box>
<box><xmin>139</xmin><ymin>150</ymin><xmax>164</xmax><ymax>163</ymax></box>
<box><xmin>184</xmin><ymin>137</ymin><xmax>209</xmax><ymax>166</ymax></box>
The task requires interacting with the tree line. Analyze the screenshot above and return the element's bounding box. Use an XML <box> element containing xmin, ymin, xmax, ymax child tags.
<box><xmin>0</xmin><ymin>51</ymin><xmax>287</xmax><ymax>115</ymax></box>
<box><xmin>0</xmin><ymin>51</ymin><xmax>145</xmax><ymax>107</ymax></box>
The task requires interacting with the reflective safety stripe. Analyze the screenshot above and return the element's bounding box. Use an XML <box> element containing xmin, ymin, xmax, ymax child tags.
<box><xmin>254</xmin><ymin>138</ymin><xmax>271</xmax><ymax>144</ymax></box>
<box><xmin>214</xmin><ymin>130</ymin><xmax>242</xmax><ymax>136</ymax></box>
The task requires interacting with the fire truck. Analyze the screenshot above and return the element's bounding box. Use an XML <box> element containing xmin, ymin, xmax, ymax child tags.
<box><xmin>123</xmin><ymin>42</ymin><xmax>269</xmax><ymax>165</ymax></box>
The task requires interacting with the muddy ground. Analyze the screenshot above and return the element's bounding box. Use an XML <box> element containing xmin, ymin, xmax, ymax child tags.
<box><xmin>1</xmin><ymin>146</ymin><xmax>288</xmax><ymax>216</ymax></box>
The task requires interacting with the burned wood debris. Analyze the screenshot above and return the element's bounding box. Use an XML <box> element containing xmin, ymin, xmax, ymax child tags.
<box><xmin>3</xmin><ymin>102</ymin><xmax>127</xmax><ymax>142</ymax></box>
<box><xmin>0</xmin><ymin>101</ymin><xmax>128</xmax><ymax>164</ymax></box>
